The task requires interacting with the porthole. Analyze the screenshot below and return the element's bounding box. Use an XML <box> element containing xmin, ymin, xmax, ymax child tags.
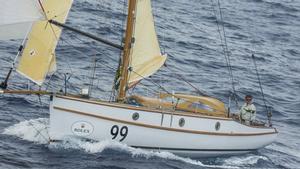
<box><xmin>132</xmin><ymin>112</ymin><xmax>139</xmax><ymax>121</ymax></box>
<box><xmin>179</xmin><ymin>118</ymin><xmax>185</xmax><ymax>127</ymax></box>
<box><xmin>215</xmin><ymin>122</ymin><xmax>221</xmax><ymax>131</ymax></box>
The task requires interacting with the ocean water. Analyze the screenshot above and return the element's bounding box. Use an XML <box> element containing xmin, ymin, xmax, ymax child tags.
<box><xmin>0</xmin><ymin>0</ymin><xmax>300</xmax><ymax>168</ymax></box>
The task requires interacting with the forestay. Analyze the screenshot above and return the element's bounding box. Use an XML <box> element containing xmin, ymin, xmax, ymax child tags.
<box><xmin>128</xmin><ymin>0</ymin><xmax>167</xmax><ymax>87</ymax></box>
<box><xmin>0</xmin><ymin>0</ymin><xmax>45</xmax><ymax>40</ymax></box>
<box><xmin>17</xmin><ymin>0</ymin><xmax>73</xmax><ymax>85</ymax></box>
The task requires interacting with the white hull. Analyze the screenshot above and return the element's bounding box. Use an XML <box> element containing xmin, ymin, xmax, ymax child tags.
<box><xmin>49</xmin><ymin>95</ymin><xmax>277</xmax><ymax>157</ymax></box>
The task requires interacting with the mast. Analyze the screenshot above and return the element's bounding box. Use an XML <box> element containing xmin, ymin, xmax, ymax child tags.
<box><xmin>117</xmin><ymin>0</ymin><xmax>137</xmax><ymax>102</ymax></box>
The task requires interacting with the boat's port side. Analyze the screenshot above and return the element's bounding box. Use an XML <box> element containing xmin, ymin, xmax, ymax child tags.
<box><xmin>49</xmin><ymin>95</ymin><xmax>278</xmax><ymax>157</ymax></box>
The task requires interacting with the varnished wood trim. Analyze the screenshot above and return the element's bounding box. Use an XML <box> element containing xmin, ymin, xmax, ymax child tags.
<box><xmin>55</xmin><ymin>95</ymin><xmax>233</xmax><ymax>121</ymax></box>
<box><xmin>53</xmin><ymin>106</ymin><xmax>278</xmax><ymax>136</ymax></box>
<box><xmin>1</xmin><ymin>90</ymin><xmax>52</xmax><ymax>95</ymax></box>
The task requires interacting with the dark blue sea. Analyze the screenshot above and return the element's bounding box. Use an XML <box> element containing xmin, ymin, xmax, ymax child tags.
<box><xmin>1</xmin><ymin>0</ymin><xmax>300</xmax><ymax>168</ymax></box>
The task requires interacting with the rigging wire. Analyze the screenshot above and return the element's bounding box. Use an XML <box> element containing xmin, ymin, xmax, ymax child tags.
<box><xmin>251</xmin><ymin>54</ymin><xmax>269</xmax><ymax>112</ymax></box>
<box><xmin>61</xmin><ymin>38</ymin><xmax>117</xmax><ymax>72</ymax></box>
<box><xmin>62</xmin><ymin>32</ymin><xmax>119</xmax><ymax>71</ymax></box>
<box><xmin>2</xmin><ymin>92</ymin><xmax>51</xmax><ymax>143</ymax></box>
<box><xmin>128</xmin><ymin>69</ymin><xmax>218</xmax><ymax>108</ymax></box>
<box><xmin>152</xmin><ymin>0</ymin><xmax>166</xmax><ymax>54</ymax></box>
<box><xmin>49</xmin><ymin>40</ymin><xmax>208</xmax><ymax>107</ymax></box>
<box><xmin>88</xmin><ymin>54</ymin><xmax>97</xmax><ymax>97</ymax></box>
<box><xmin>243</xmin><ymin>1</ymin><xmax>272</xmax><ymax>125</ymax></box>
<box><xmin>1</xmin><ymin>59</ymin><xmax>13</xmax><ymax>66</ymax></box>
<box><xmin>0</xmin><ymin>24</ymin><xmax>32</xmax><ymax>89</ymax></box>
<box><xmin>34</xmin><ymin>0</ymin><xmax>226</xmax><ymax>110</ymax></box>
<box><xmin>246</xmin><ymin>5</ymin><xmax>272</xmax><ymax>123</ymax></box>
<box><xmin>57</xmin><ymin>37</ymin><xmax>75</xmax><ymax>76</ymax></box>
<box><xmin>152</xmin><ymin>0</ymin><xmax>204</xmax><ymax>96</ymax></box>
<box><xmin>35</xmin><ymin>94</ymin><xmax>51</xmax><ymax>142</ymax></box>
<box><xmin>1</xmin><ymin>34</ymin><xmax>80</xmax><ymax>142</ymax></box>
<box><xmin>44</xmin><ymin>72</ymin><xmax>60</xmax><ymax>91</ymax></box>
<box><xmin>163</xmin><ymin>56</ymin><xmax>208</xmax><ymax>96</ymax></box>
<box><xmin>58</xmin><ymin>32</ymin><xmax>120</xmax><ymax>96</ymax></box>
<box><xmin>110</xmin><ymin>0</ymin><xmax>128</xmax><ymax>101</ymax></box>
<box><xmin>251</xmin><ymin>54</ymin><xmax>272</xmax><ymax>125</ymax></box>
<box><xmin>62</xmin><ymin>1</ymin><xmax>209</xmax><ymax>103</ymax></box>
<box><xmin>209</xmin><ymin>0</ymin><xmax>239</xmax><ymax>108</ymax></box>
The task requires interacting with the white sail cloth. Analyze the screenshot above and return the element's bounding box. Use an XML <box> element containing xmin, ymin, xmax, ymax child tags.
<box><xmin>0</xmin><ymin>0</ymin><xmax>45</xmax><ymax>40</ymax></box>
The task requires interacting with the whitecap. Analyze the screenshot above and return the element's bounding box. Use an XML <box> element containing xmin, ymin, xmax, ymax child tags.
<box><xmin>222</xmin><ymin>154</ymin><xmax>268</xmax><ymax>166</ymax></box>
<box><xmin>2</xmin><ymin>118</ymin><xmax>50</xmax><ymax>144</ymax></box>
<box><xmin>266</xmin><ymin>144</ymin><xmax>300</xmax><ymax>158</ymax></box>
<box><xmin>52</xmin><ymin>138</ymin><xmax>238</xmax><ymax>169</ymax></box>
<box><xmin>3</xmin><ymin>118</ymin><xmax>238</xmax><ymax>169</ymax></box>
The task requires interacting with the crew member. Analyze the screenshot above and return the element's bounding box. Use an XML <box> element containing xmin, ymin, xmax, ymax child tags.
<box><xmin>240</xmin><ymin>95</ymin><xmax>256</xmax><ymax>125</ymax></box>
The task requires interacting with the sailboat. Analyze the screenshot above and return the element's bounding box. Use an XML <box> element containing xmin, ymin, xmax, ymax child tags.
<box><xmin>0</xmin><ymin>0</ymin><xmax>277</xmax><ymax>157</ymax></box>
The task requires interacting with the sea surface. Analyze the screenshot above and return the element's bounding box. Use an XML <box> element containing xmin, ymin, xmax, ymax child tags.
<box><xmin>0</xmin><ymin>0</ymin><xmax>300</xmax><ymax>168</ymax></box>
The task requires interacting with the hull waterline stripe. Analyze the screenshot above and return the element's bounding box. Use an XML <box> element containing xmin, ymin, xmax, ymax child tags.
<box><xmin>53</xmin><ymin>106</ymin><xmax>278</xmax><ymax>136</ymax></box>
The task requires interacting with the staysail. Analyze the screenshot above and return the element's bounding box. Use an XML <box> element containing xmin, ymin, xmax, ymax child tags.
<box><xmin>127</xmin><ymin>0</ymin><xmax>167</xmax><ymax>86</ymax></box>
<box><xmin>0</xmin><ymin>0</ymin><xmax>45</xmax><ymax>40</ymax></box>
<box><xmin>17</xmin><ymin>0</ymin><xmax>73</xmax><ymax>85</ymax></box>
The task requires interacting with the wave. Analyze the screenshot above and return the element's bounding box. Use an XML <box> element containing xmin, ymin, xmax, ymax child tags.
<box><xmin>2</xmin><ymin>118</ymin><xmax>50</xmax><ymax>144</ymax></box>
<box><xmin>52</xmin><ymin>138</ymin><xmax>240</xmax><ymax>169</ymax></box>
<box><xmin>221</xmin><ymin>155</ymin><xmax>268</xmax><ymax>166</ymax></box>
<box><xmin>266</xmin><ymin>144</ymin><xmax>300</xmax><ymax>159</ymax></box>
<box><xmin>3</xmin><ymin>118</ymin><xmax>239</xmax><ymax>169</ymax></box>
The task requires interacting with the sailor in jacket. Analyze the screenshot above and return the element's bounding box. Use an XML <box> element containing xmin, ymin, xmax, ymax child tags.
<box><xmin>240</xmin><ymin>95</ymin><xmax>256</xmax><ymax>124</ymax></box>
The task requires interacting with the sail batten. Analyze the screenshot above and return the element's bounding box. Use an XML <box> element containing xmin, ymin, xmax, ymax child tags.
<box><xmin>16</xmin><ymin>0</ymin><xmax>73</xmax><ymax>85</ymax></box>
<box><xmin>128</xmin><ymin>0</ymin><xmax>167</xmax><ymax>85</ymax></box>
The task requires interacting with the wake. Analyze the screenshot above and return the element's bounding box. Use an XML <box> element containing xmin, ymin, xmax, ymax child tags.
<box><xmin>3</xmin><ymin>118</ymin><xmax>268</xmax><ymax>168</ymax></box>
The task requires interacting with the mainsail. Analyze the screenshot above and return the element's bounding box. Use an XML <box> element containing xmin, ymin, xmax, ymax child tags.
<box><xmin>0</xmin><ymin>0</ymin><xmax>45</xmax><ymax>40</ymax></box>
<box><xmin>17</xmin><ymin>0</ymin><xmax>73</xmax><ymax>85</ymax></box>
<box><xmin>127</xmin><ymin>0</ymin><xmax>167</xmax><ymax>86</ymax></box>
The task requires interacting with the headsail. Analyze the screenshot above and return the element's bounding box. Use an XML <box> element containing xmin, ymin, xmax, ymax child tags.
<box><xmin>127</xmin><ymin>0</ymin><xmax>167</xmax><ymax>86</ymax></box>
<box><xmin>17</xmin><ymin>0</ymin><xmax>73</xmax><ymax>85</ymax></box>
<box><xmin>0</xmin><ymin>0</ymin><xmax>45</xmax><ymax>40</ymax></box>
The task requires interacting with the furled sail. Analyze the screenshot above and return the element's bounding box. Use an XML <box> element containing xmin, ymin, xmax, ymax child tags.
<box><xmin>0</xmin><ymin>0</ymin><xmax>45</xmax><ymax>40</ymax></box>
<box><xmin>17</xmin><ymin>0</ymin><xmax>73</xmax><ymax>85</ymax></box>
<box><xmin>127</xmin><ymin>0</ymin><xmax>167</xmax><ymax>86</ymax></box>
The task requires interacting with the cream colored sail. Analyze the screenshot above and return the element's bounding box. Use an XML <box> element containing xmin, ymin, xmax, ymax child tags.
<box><xmin>0</xmin><ymin>0</ymin><xmax>45</xmax><ymax>40</ymax></box>
<box><xmin>17</xmin><ymin>0</ymin><xmax>73</xmax><ymax>85</ymax></box>
<box><xmin>128</xmin><ymin>0</ymin><xmax>167</xmax><ymax>86</ymax></box>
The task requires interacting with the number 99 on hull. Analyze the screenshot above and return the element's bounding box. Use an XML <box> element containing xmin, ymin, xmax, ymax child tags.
<box><xmin>49</xmin><ymin>95</ymin><xmax>277</xmax><ymax>157</ymax></box>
